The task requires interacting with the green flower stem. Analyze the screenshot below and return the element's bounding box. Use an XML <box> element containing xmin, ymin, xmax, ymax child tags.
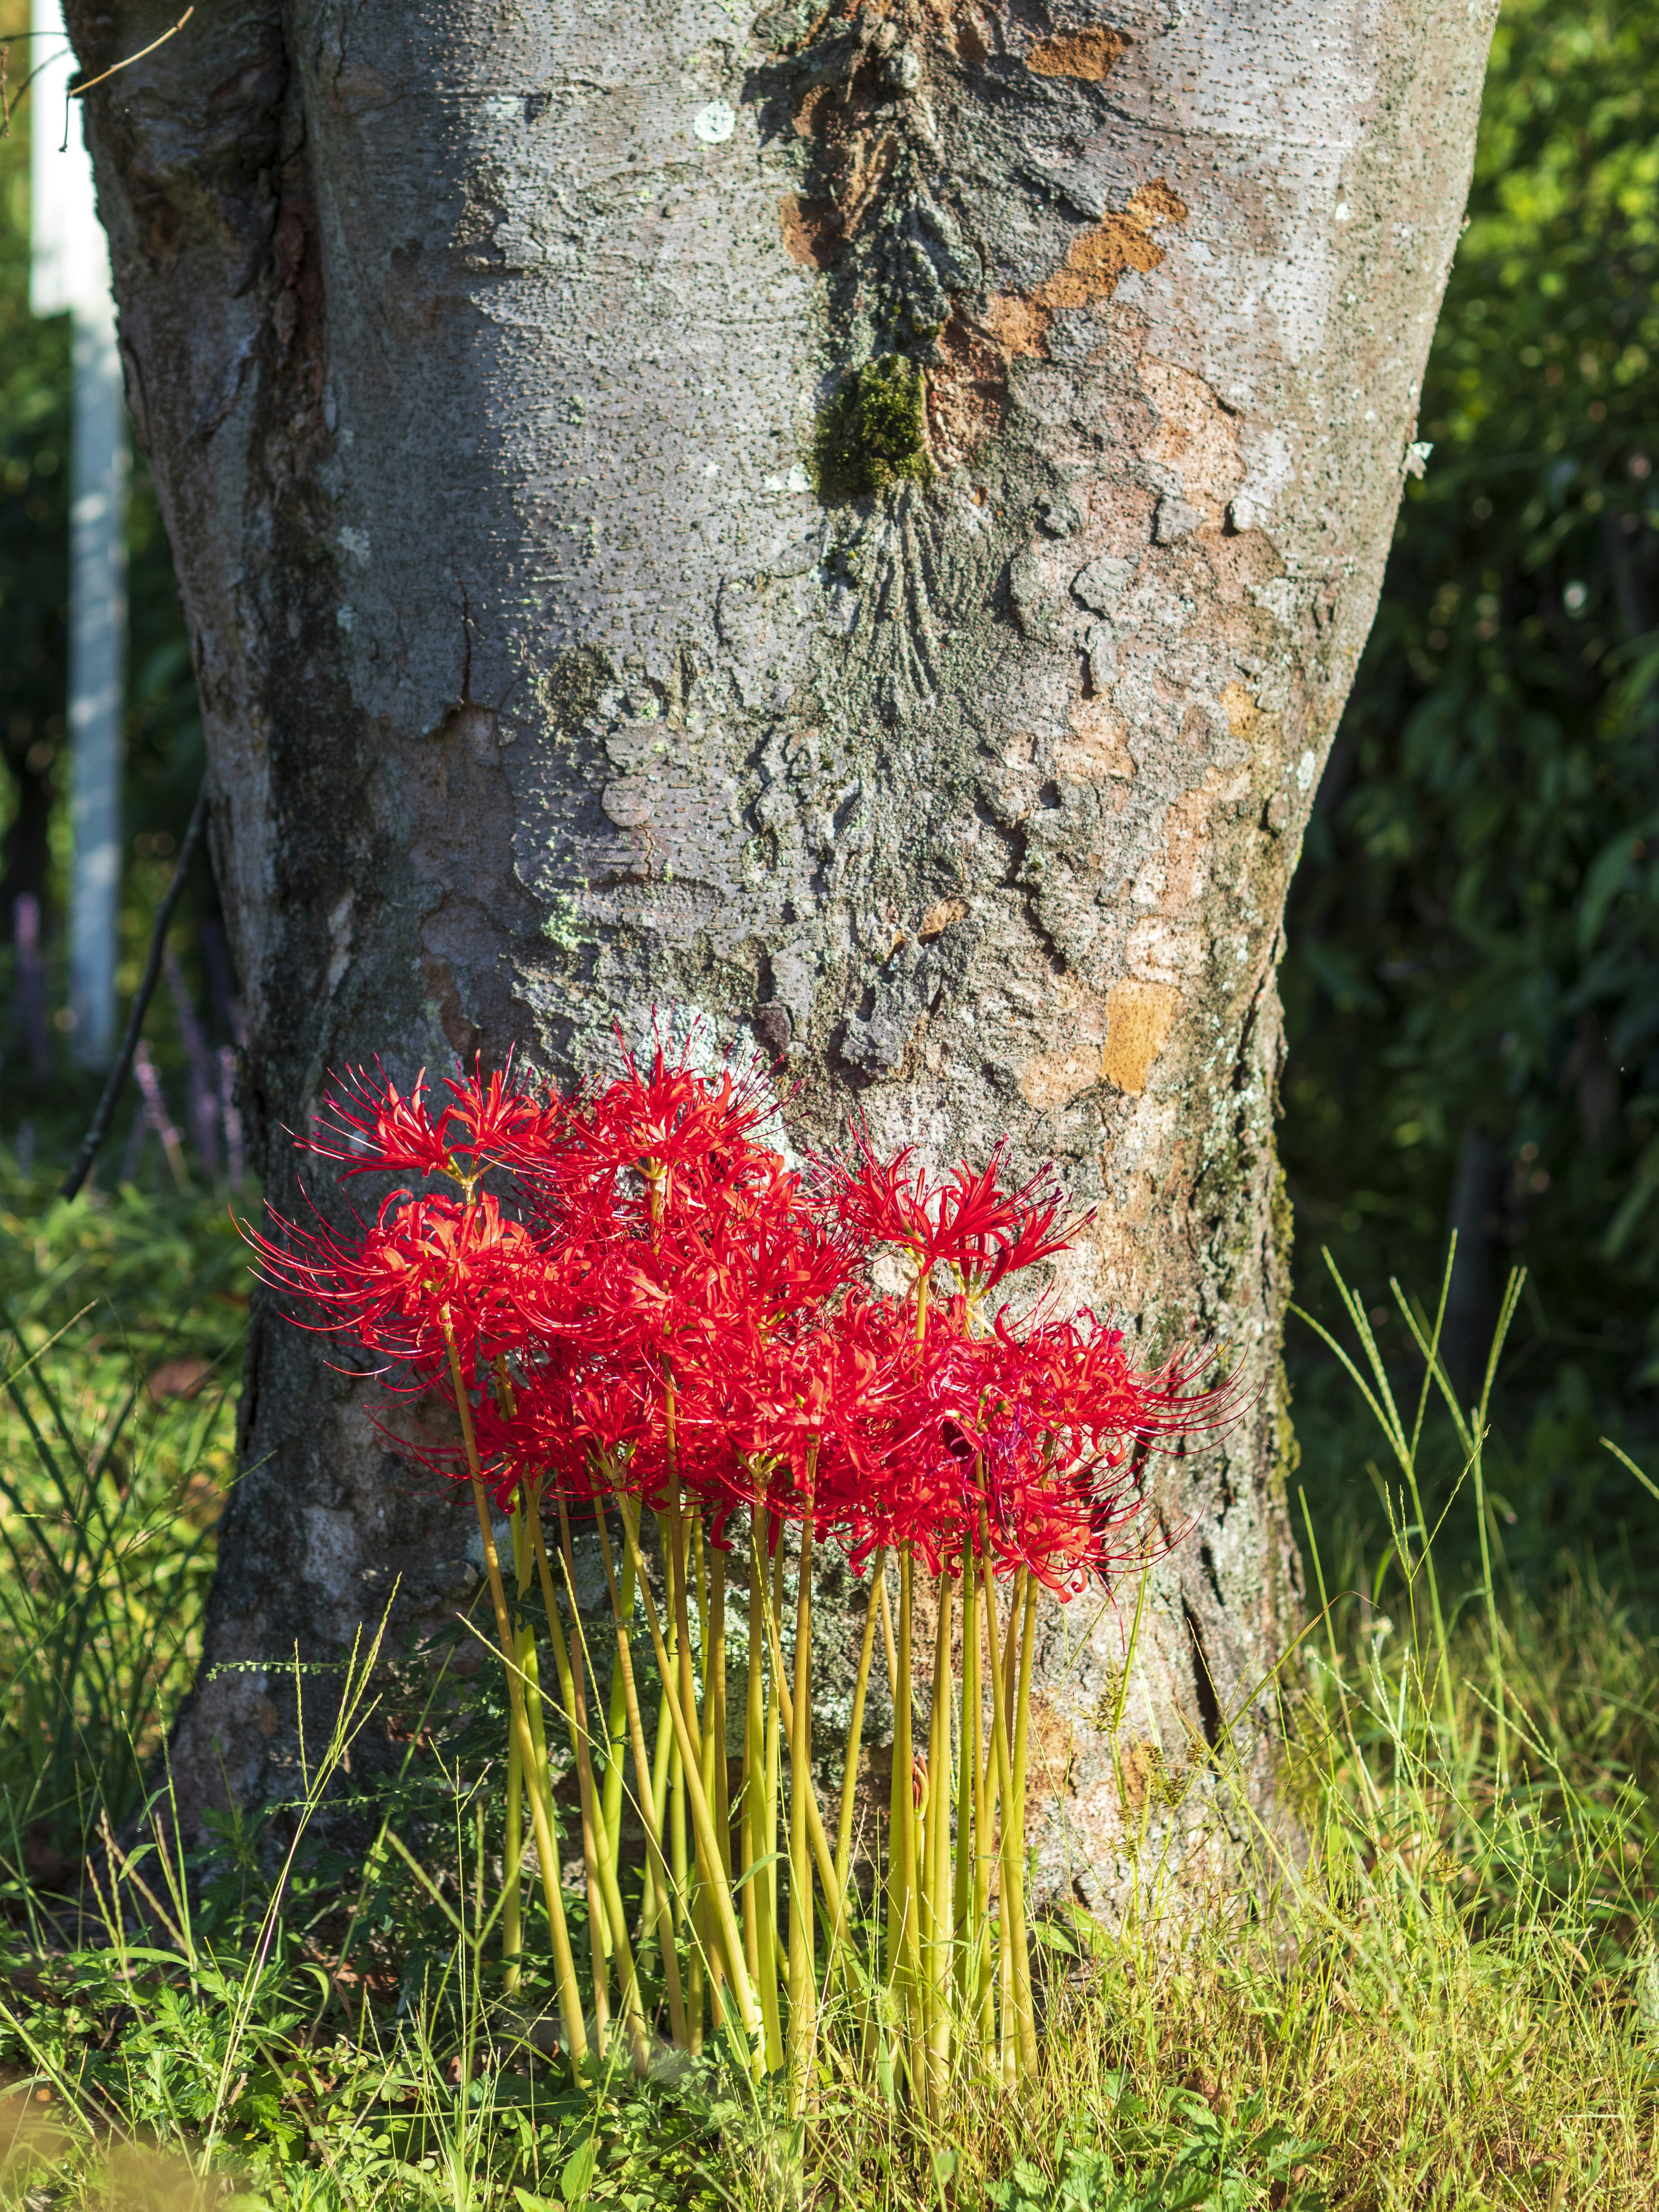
<box><xmin>750</xmin><ymin>1512</ymin><xmax>785</xmax><ymax>2072</ymax></box>
<box><xmin>785</xmin><ymin>1500</ymin><xmax>819</xmax><ymax>2115</ymax></box>
<box><xmin>970</xmin><ymin>1547</ymin><xmax>996</xmax><ymax>2052</ymax></box>
<box><xmin>978</xmin><ymin>1524</ymin><xmax>1033</xmax><ymax>2079</ymax></box>
<box><xmin>612</xmin><ymin>1487</ymin><xmax>762</xmax><ymax>2060</ymax></box>
<box><xmin>444</xmin><ymin>1323</ymin><xmax>586</xmax><ymax>2067</ymax></box>
<box><xmin>951</xmin><ymin>1535</ymin><xmax>977</xmax><ymax>2018</ymax></box>
<box><xmin>530</xmin><ymin>1506</ymin><xmax>655</xmax><ymax>2070</ymax></box>
<box><xmin>600</xmin><ymin>1534</ymin><xmax>637</xmax><ymax>1874</ymax></box>
<box><xmin>557</xmin><ymin>1497</ymin><xmax>656</xmax><ymax>2067</ymax></box>
<box><xmin>590</xmin><ymin>1496</ymin><xmax>688</xmax><ymax>2048</ymax></box>
<box><xmin>663</xmin><ymin>1513</ymin><xmax>701</xmax><ymax>2049</ymax></box>
<box><xmin>708</xmin><ymin>1539</ymin><xmax>732</xmax><ymax>2035</ymax></box>
<box><xmin>835</xmin><ymin>1545</ymin><xmax>887</xmax><ymax>1900</ymax></box>
<box><xmin>693</xmin><ymin>1515</ymin><xmax>724</xmax><ymax>2031</ymax></box>
<box><xmin>502</xmin><ymin>1503</ymin><xmax>528</xmax><ymax>1994</ymax></box>
<box><xmin>526</xmin><ymin>1506</ymin><xmax>611</xmax><ymax>2044</ymax></box>
<box><xmin>892</xmin><ymin>1551</ymin><xmax>923</xmax><ymax>2087</ymax></box>
<box><xmin>878</xmin><ymin>1561</ymin><xmax>903</xmax><ymax>1986</ymax></box>
<box><xmin>644</xmin><ymin>1666</ymin><xmax>676</xmax><ymax>1954</ymax></box>
<box><xmin>1009</xmin><ymin>1568</ymin><xmax>1039</xmax><ymax>2060</ymax></box>
<box><xmin>458</xmin><ymin>1461</ymin><xmax>585</xmax><ymax>2063</ymax></box>
<box><xmin>753</xmin><ymin>1528</ymin><xmax>851</xmax><ymax>1947</ymax></box>
<box><xmin>924</xmin><ymin>1567</ymin><xmax>955</xmax><ymax>2097</ymax></box>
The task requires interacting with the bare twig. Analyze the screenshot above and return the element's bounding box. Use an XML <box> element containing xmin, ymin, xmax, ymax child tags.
<box><xmin>60</xmin><ymin>778</ymin><xmax>210</xmax><ymax>1204</ymax></box>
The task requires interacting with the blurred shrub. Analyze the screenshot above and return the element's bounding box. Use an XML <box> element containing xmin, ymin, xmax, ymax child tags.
<box><xmin>1286</xmin><ymin>0</ymin><xmax>1659</xmax><ymax>1574</ymax></box>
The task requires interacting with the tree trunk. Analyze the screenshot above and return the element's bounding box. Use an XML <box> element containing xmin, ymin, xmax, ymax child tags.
<box><xmin>69</xmin><ymin>0</ymin><xmax>1494</xmax><ymax>1912</ymax></box>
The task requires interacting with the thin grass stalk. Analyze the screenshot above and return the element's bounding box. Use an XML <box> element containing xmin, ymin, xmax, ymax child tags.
<box><xmin>785</xmin><ymin>1502</ymin><xmax>819</xmax><ymax>2114</ymax></box>
<box><xmin>589</xmin><ymin>1493</ymin><xmax>688</xmax><ymax>2047</ymax></box>
<box><xmin>1474</xmin><ymin>1271</ymin><xmax>1525</xmax><ymax>1788</ymax></box>
<box><xmin>611</xmin><ymin>1486</ymin><xmax>763</xmax><ymax>2059</ymax></box>
<box><xmin>445</xmin><ymin>1329</ymin><xmax>585</xmax><ymax>2064</ymax></box>
<box><xmin>1329</xmin><ymin>1252</ymin><xmax>1459</xmax><ymax>1740</ymax></box>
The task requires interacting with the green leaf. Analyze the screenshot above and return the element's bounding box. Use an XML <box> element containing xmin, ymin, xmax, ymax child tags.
<box><xmin>559</xmin><ymin>2140</ymin><xmax>599</xmax><ymax>2205</ymax></box>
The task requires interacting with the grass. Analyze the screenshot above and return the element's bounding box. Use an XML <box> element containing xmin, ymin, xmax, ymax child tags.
<box><xmin>0</xmin><ymin>1171</ymin><xmax>1655</xmax><ymax>2209</ymax></box>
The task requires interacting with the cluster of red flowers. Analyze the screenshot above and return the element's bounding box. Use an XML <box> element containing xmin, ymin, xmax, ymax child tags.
<box><xmin>249</xmin><ymin>1046</ymin><xmax>1227</xmax><ymax>1591</ymax></box>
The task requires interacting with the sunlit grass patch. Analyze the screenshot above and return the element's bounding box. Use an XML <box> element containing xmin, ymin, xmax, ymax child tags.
<box><xmin>0</xmin><ymin>1201</ymin><xmax>1653</xmax><ymax>2210</ymax></box>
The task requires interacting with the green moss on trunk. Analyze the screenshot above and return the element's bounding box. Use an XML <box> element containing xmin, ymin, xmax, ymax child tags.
<box><xmin>812</xmin><ymin>356</ymin><xmax>933</xmax><ymax>500</ymax></box>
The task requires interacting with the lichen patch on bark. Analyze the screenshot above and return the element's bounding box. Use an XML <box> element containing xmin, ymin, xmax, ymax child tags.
<box><xmin>1139</xmin><ymin>357</ymin><xmax>1246</xmax><ymax>530</ymax></box>
<box><xmin>926</xmin><ymin>303</ymin><xmax>1009</xmax><ymax>468</ymax></box>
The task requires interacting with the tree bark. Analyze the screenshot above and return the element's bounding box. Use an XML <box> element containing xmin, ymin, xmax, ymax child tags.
<box><xmin>68</xmin><ymin>0</ymin><xmax>1494</xmax><ymax>1912</ymax></box>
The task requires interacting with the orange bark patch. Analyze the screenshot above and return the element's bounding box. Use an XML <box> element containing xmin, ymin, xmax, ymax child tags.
<box><xmin>917</xmin><ymin>896</ymin><xmax>970</xmax><ymax>939</ymax></box>
<box><xmin>1018</xmin><ymin>981</ymin><xmax>1111</xmax><ymax>1111</ymax></box>
<box><xmin>1100</xmin><ymin>979</ymin><xmax>1181</xmax><ymax>1096</ymax></box>
<box><xmin>1219</xmin><ymin>680</ymin><xmax>1260</xmax><ymax>738</ymax></box>
<box><xmin>986</xmin><ymin>181</ymin><xmax>1187</xmax><ymax>360</ymax></box>
<box><xmin>1058</xmin><ymin>698</ymin><xmax>1133</xmax><ymax>780</ymax></box>
<box><xmin>779</xmin><ymin>194</ymin><xmax>845</xmax><ymax>269</ymax></box>
<box><xmin>927</xmin><ymin>303</ymin><xmax>1009</xmax><ymax>466</ymax></box>
<box><xmin>982</xmin><ymin>291</ymin><xmax>1053</xmax><ymax>360</ymax></box>
<box><xmin>1025</xmin><ymin>26</ymin><xmax>1128</xmax><ymax>79</ymax></box>
<box><xmin>1139</xmin><ymin>356</ymin><xmax>1245</xmax><ymax>525</ymax></box>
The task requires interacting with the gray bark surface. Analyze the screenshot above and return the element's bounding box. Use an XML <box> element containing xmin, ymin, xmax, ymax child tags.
<box><xmin>68</xmin><ymin>0</ymin><xmax>1494</xmax><ymax>1912</ymax></box>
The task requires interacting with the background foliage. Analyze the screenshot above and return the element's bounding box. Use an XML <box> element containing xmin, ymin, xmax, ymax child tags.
<box><xmin>0</xmin><ymin>0</ymin><xmax>222</xmax><ymax>1150</ymax></box>
<box><xmin>1282</xmin><ymin>0</ymin><xmax>1659</xmax><ymax>1586</ymax></box>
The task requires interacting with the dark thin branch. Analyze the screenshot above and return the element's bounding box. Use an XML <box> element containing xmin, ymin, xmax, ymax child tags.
<box><xmin>60</xmin><ymin>779</ymin><xmax>211</xmax><ymax>1205</ymax></box>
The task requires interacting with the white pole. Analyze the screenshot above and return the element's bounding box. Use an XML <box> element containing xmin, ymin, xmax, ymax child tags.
<box><xmin>31</xmin><ymin>0</ymin><xmax>128</xmax><ymax>1070</ymax></box>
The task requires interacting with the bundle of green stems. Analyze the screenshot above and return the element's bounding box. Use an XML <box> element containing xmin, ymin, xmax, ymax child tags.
<box><xmin>459</xmin><ymin>1411</ymin><xmax>1043</xmax><ymax>2118</ymax></box>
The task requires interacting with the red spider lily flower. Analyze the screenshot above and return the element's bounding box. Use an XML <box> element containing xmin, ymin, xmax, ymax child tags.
<box><xmin>677</xmin><ymin>1297</ymin><xmax>902</xmax><ymax>1535</ymax></box>
<box><xmin>817</xmin><ymin>1131</ymin><xmax>1090</xmax><ymax>1290</ymax></box>
<box><xmin>249</xmin><ymin>1046</ymin><xmax>1227</xmax><ymax>1606</ymax></box>
<box><xmin>563</xmin><ymin>1039</ymin><xmax>773</xmax><ymax>1201</ymax></box>
<box><xmin>247</xmin><ymin>1188</ymin><xmax>556</xmax><ymax>1373</ymax></box>
<box><xmin>474</xmin><ymin>1355</ymin><xmax>659</xmax><ymax>1511</ymax></box>
<box><xmin>305</xmin><ymin>1065</ymin><xmax>455</xmax><ymax>1182</ymax></box>
<box><xmin>305</xmin><ymin>1057</ymin><xmax>563</xmax><ymax>1188</ymax></box>
<box><xmin>440</xmin><ymin>1058</ymin><xmax>565</xmax><ymax>1171</ymax></box>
